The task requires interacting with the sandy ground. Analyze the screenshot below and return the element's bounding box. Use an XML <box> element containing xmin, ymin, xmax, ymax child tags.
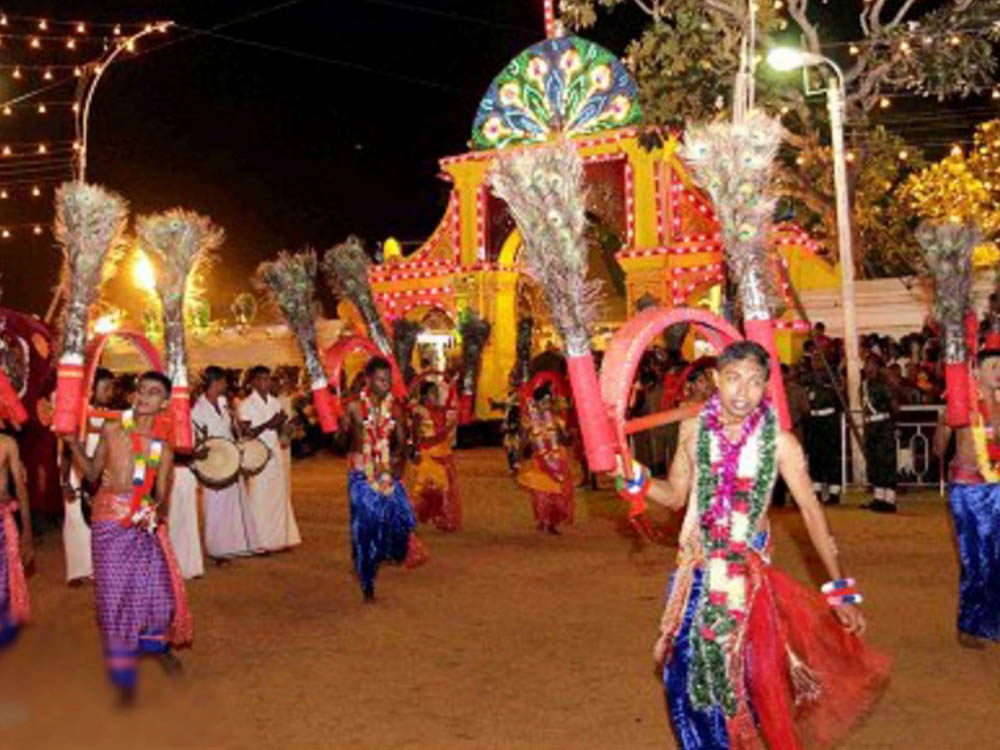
<box><xmin>1</xmin><ymin>447</ymin><xmax>998</xmax><ymax>749</ymax></box>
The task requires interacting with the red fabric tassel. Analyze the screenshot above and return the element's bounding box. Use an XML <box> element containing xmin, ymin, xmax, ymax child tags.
<box><xmin>170</xmin><ymin>388</ymin><xmax>193</xmax><ymax>453</ymax></box>
<box><xmin>2</xmin><ymin>501</ymin><xmax>29</xmax><ymax>625</ymax></box>
<box><xmin>945</xmin><ymin>361</ymin><xmax>971</xmax><ymax>428</ymax></box>
<box><xmin>767</xmin><ymin>566</ymin><xmax>891</xmax><ymax>747</ymax></box>
<box><xmin>53</xmin><ymin>360</ymin><xmax>85</xmax><ymax>435</ymax></box>
<box><xmin>566</xmin><ymin>353</ymin><xmax>616</xmax><ymax>473</ymax></box>
<box><xmin>743</xmin><ymin>319</ymin><xmax>791</xmax><ymax>431</ymax></box>
<box><xmin>156</xmin><ymin>524</ymin><xmax>193</xmax><ymax>648</ymax></box>
<box><xmin>312</xmin><ymin>385</ymin><xmax>338</xmax><ymax>433</ymax></box>
<box><xmin>404</xmin><ymin>532</ymin><xmax>430</xmax><ymax>569</ymax></box>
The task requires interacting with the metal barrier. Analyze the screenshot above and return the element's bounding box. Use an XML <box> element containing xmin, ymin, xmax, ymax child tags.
<box><xmin>839</xmin><ymin>405</ymin><xmax>945</xmax><ymax>496</ymax></box>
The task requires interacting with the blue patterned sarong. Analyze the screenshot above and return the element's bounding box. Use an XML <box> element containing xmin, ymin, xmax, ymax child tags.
<box><xmin>948</xmin><ymin>483</ymin><xmax>1000</xmax><ymax>640</ymax></box>
<box><xmin>662</xmin><ymin>569</ymin><xmax>731</xmax><ymax>749</ymax></box>
<box><xmin>348</xmin><ymin>471</ymin><xmax>415</xmax><ymax>598</ymax></box>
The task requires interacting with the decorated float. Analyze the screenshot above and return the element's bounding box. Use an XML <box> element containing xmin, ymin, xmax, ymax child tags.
<box><xmin>365</xmin><ymin>27</ymin><xmax>824</xmax><ymax>421</ymax></box>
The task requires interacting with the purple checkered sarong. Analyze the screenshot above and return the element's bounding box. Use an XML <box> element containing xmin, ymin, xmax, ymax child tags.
<box><xmin>92</xmin><ymin>517</ymin><xmax>175</xmax><ymax>686</ymax></box>
<box><xmin>0</xmin><ymin>516</ymin><xmax>14</xmax><ymax>646</ymax></box>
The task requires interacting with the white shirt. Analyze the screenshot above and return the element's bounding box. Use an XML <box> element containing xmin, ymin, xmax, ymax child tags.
<box><xmin>192</xmin><ymin>394</ymin><xmax>237</xmax><ymax>441</ymax></box>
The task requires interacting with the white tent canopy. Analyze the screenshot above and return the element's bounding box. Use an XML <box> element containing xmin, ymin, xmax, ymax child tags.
<box><xmin>97</xmin><ymin>318</ymin><xmax>347</xmax><ymax>373</ymax></box>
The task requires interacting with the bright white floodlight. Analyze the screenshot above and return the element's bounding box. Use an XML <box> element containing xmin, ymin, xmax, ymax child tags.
<box><xmin>766</xmin><ymin>47</ymin><xmax>825</xmax><ymax>71</ymax></box>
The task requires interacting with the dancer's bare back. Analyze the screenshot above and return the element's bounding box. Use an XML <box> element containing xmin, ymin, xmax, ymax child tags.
<box><xmin>0</xmin><ymin>433</ymin><xmax>33</xmax><ymax>565</ymax></box>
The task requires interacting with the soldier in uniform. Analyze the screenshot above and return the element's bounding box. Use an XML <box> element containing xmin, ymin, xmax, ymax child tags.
<box><xmin>804</xmin><ymin>359</ymin><xmax>844</xmax><ymax>505</ymax></box>
<box><xmin>862</xmin><ymin>355</ymin><xmax>900</xmax><ymax>513</ymax></box>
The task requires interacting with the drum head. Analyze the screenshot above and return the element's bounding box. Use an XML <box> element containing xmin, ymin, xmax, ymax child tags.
<box><xmin>239</xmin><ymin>439</ymin><xmax>272</xmax><ymax>476</ymax></box>
<box><xmin>192</xmin><ymin>437</ymin><xmax>240</xmax><ymax>488</ymax></box>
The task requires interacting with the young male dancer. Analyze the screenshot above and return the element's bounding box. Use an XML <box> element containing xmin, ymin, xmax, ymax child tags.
<box><xmin>625</xmin><ymin>342</ymin><xmax>888</xmax><ymax>748</ymax></box>
<box><xmin>934</xmin><ymin>336</ymin><xmax>1000</xmax><ymax>647</ymax></box>
<box><xmin>68</xmin><ymin>371</ymin><xmax>192</xmax><ymax>702</ymax></box>
<box><xmin>345</xmin><ymin>357</ymin><xmax>426</xmax><ymax>601</ymax></box>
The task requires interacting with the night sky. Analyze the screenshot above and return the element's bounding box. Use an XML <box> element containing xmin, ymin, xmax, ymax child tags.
<box><xmin>0</xmin><ymin>0</ymin><xmax>641</xmax><ymax>319</ymax></box>
<box><xmin>0</xmin><ymin>2</ymin><xmax>987</xmax><ymax>319</ymax></box>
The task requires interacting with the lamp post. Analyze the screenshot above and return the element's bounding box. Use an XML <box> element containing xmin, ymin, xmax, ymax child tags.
<box><xmin>767</xmin><ymin>47</ymin><xmax>864</xmax><ymax>483</ymax></box>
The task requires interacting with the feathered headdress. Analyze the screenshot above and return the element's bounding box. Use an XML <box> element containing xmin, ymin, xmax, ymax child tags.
<box><xmin>488</xmin><ymin>142</ymin><xmax>603</xmax><ymax>356</ymax></box>
<box><xmin>680</xmin><ymin>111</ymin><xmax>784</xmax><ymax>319</ymax></box>
<box><xmin>321</xmin><ymin>236</ymin><xmax>392</xmax><ymax>356</ymax></box>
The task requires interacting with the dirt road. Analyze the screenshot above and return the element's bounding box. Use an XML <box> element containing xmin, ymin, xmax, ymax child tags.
<box><xmin>1</xmin><ymin>449</ymin><xmax>997</xmax><ymax>748</ymax></box>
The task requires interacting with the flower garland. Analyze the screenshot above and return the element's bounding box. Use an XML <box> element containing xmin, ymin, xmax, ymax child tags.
<box><xmin>359</xmin><ymin>388</ymin><xmax>396</xmax><ymax>494</ymax></box>
<box><xmin>688</xmin><ymin>394</ymin><xmax>777</xmax><ymax>717</ymax></box>
<box><xmin>121</xmin><ymin>409</ymin><xmax>165</xmax><ymax>534</ymax></box>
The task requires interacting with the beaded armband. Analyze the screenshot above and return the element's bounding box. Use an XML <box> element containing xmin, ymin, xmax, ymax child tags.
<box><xmin>821</xmin><ymin>577</ymin><xmax>863</xmax><ymax>607</ymax></box>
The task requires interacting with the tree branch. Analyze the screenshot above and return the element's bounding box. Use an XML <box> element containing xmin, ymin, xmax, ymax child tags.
<box><xmin>889</xmin><ymin>0</ymin><xmax>921</xmax><ymax>29</ymax></box>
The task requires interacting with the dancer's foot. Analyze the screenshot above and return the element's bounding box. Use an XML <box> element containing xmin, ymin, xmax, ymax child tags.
<box><xmin>157</xmin><ymin>652</ymin><xmax>184</xmax><ymax>676</ymax></box>
<box><xmin>546</xmin><ymin>524</ymin><xmax>560</xmax><ymax>535</ymax></box>
<box><xmin>117</xmin><ymin>686</ymin><xmax>136</xmax><ymax>708</ymax></box>
<box><xmin>958</xmin><ymin>632</ymin><xmax>988</xmax><ymax>650</ymax></box>
<box><xmin>362</xmin><ymin>589</ymin><xmax>376</xmax><ymax>604</ymax></box>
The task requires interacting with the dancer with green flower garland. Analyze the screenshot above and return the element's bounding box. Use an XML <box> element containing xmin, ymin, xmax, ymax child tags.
<box><xmin>633</xmin><ymin>342</ymin><xmax>888</xmax><ymax>749</ymax></box>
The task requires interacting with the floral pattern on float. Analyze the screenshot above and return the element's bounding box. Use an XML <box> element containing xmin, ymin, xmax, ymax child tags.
<box><xmin>471</xmin><ymin>35</ymin><xmax>641</xmax><ymax>151</ymax></box>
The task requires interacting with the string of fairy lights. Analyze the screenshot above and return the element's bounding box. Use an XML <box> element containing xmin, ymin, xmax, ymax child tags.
<box><xmin>0</xmin><ymin>12</ymin><xmax>170</xmax><ymax>240</ymax></box>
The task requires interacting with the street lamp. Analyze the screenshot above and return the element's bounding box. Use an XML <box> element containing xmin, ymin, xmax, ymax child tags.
<box><xmin>767</xmin><ymin>46</ymin><xmax>864</xmax><ymax>484</ymax></box>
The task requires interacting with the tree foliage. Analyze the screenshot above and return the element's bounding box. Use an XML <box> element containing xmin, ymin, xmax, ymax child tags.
<box><xmin>560</xmin><ymin>0</ymin><xmax>1000</xmax><ymax>278</ymax></box>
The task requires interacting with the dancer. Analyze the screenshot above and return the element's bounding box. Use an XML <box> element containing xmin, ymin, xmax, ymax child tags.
<box><xmin>66</xmin><ymin>371</ymin><xmax>192</xmax><ymax>702</ymax></box>
<box><xmin>517</xmin><ymin>384</ymin><xmax>576</xmax><ymax>534</ymax></box>
<box><xmin>628</xmin><ymin>342</ymin><xmax>887</xmax><ymax>748</ymax></box>
<box><xmin>933</xmin><ymin>336</ymin><xmax>1000</xmax><ymax>647</ymax></box>
<box><xmin>61</xmin><ymin>366</ymin><xmax>116</xmax><ymax>585</ymax></box>
<box><xmin>345</xmin><ymin>357</ymin><xmax>426</xmax><ymax>601</ymax></box>
<box><xmin>862</xmin><ymin>355</ymin><xmax>899</xmax><ymax>513</ymax></box>
<box><xmin>410</xmin><ymin>380</ymin><xmax>460</xmax><ymax>532</ymax></box>
<box><xmin>0</xmin><ymin>432</ymin><xmax>31</xmax><ymax>648</ymax></box>
<box><xmin>237</xmin><ymin>366</ymin><xmax>300</xmax><ymax>552</ymax></box>
<box><xmin>191</xmin><ymin>366</ymin><xmax>261</xmax><ymax>562</ymax></box>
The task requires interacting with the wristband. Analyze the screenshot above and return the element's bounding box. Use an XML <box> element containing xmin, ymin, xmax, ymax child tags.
<box><xmin>822</xmin><ymin>578</ymin><xmax>862</xmax><ymax>607</ymax></box>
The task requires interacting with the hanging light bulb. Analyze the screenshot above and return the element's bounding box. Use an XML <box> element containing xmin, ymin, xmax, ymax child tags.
<box><xmin>1</xmin><ymin>190</ymin><xmax>9</xmax><ymax>200</ymax></box>
<box><xmin>113</xmin><ymin>24</ymin><xmax>122</xmax><ymax>36</ymax></box>
<box><xmin>37</xmin><ymin>143</ymin><xmax>47</xmax><ymax>154</ymax></box>
<box><xmin>66</xmin><ymin>37</ymin><xmax>76</xmax><ymax>50</ymax></box>
<box><xmin>73</xmin><ymin>66</ymin><xmax>82</xmax><ymax>77</ymax></box>
<box><xmin>12</xmin><ymin>67</ymin><xmax>21</xmax><ymax>79</ymax></box>
<box><xmin>879</xmin><ymin>96</ymin><xmax>891</xmax><ymax>109</ymax></box>
<box><xmin>76</xmin><ymin>22</ymin><xmax>86</xmax><ymax>34</ymax></box>
<box><xmin>0</xmin><ymin>15</ymin><xmax>8</xmax><ymax>26</ymax></box>
<box><xmin>37</xmin><ymin>104</ymin><xmax>46</xmax><ymax>114</ymax></box>
<box><xmin>43</xmin><ymin>69</ymin><xmax>52</xmax><ymax>80</ymax></box>
<box><xmin>30</xmin><ymin>37</ymin><xmax>41</xmax><ymax>49</ymax></box>
<box><xmin>38</xmin><ymin>19</ymin><xmax>48</xmax><ymax>31</ymax></box>
<box><xmin>125</xmin><ymin>38</ymin><xmax>136</xmax><ymax>52</ymax></box>
<box><xmin>2</xmin><ymin>106</ymin><xmax>10</xmax><ymax>116</ymax></box>
<box><xmin>1</xmin><ymin>146</ymin><xmax>11</xmax><ymax>156</ymax></box>
<box><xmin>71</xmin><ymin>102</ymin><xmax>80</xmax><ymax>113</ymax></box>
<box><xmin>31</xmin><ymin>186</ymin><xmax>40</xmax><ymax>197</ymax></box>
<box><xmin>2</xmin><ymin>230</ymin><xmax>11</xmax><ymax>239</ymax></box>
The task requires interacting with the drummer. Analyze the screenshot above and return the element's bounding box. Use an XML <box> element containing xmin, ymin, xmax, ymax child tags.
<box><xmin>192</xmin><ymin>366</ymin><xmax>262</xmax><ymax>562</ymax></box>
<box><xmin>237</xmin><ymin>366</ymin><xmax>301</xmax><ymax>553</ymax></box>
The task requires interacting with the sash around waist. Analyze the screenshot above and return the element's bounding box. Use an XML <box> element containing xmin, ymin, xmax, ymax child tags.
<box><xmin>91</xmin><ymin>490</ymin><xmax>133</xmax><ymax>523</ymax></box>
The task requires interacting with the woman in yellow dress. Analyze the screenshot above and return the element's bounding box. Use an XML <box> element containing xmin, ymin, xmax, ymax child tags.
<box><xmin>410</xmin><ymin>381</ymin><xmax>461</xmax><ymax>532</ymax></box>
<box><xmin>517</xmin><ymin>384</ymin><xmax>577</xmax><ymax>534</ymax></box>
